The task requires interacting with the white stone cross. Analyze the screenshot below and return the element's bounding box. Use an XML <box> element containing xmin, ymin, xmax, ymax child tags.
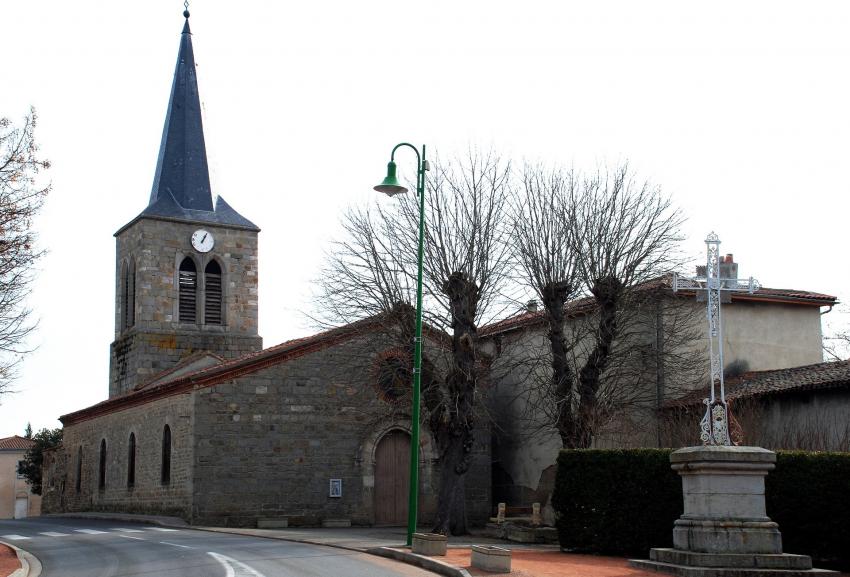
<box><xmin>672</xmin><ymin>232</ymin><xmax>760</xmax><ymax>446</ymax></box>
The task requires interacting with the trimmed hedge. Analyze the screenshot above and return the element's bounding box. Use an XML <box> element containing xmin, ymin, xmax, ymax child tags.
<box><xmin>552</xmin><ymin>449</ymin><xmax>681</xmax><ymax>556</ymax></box>
<box><xmin>553</xmin><ymin>449</ymin><xmax>850</xmax><ymax>570</ymax></box>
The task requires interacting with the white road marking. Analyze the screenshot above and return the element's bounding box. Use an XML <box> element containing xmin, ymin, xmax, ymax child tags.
<box><xmin>74</xmin><ymin>529</ymin><xmax>108</xmax><ymax>534</ymax></box>
<box><xmin>160</xmin><ymin>540</ymin><xmax>194</xmax><ymax>549</ymax></box>
<box><xmin>39</xmin><ymin>532</ymin><xmax>70</xmax><ymax>537</ymax></box>
<box><xmin>208</xmin><ymin>552</ymin><xmax>267</xmax><ymax>577</ymax></box>
<box><xmin>149</xmin><ymin>527</ymin><xmax>180</xmax><ymax>532</ymax></box>
<box><xmin>112</xmin><ymin>527</ymin><xmax>145</xmax><ymax>533</ymax></box>
<box><xmin>118</xmin><ymin>535</ymin><xmax>146</xmax><ymax>541</ymax></box>
<box><xmin>0</xmin><ymin>534</ymin><xmax>29</xmax><ymax>540</ymax></box>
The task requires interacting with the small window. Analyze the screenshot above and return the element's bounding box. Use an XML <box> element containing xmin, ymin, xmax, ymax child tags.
<box><xmin>98</xmin><ymin>439</ymin><xmax>107</xmax><ymax>491</ymax></box>
<box><xmin>76</xmin><ymin>447</ymin><xmax>83</xmax><ymax>493</ymax></box>
<box><xmin>204</xmin><ymin>260</ymin><xmax>223</xmax><ymax>325</ymax></box>
<box><xmin>120</xmin><ymin>261</ymin><xmax>129</xmax><ymax>330</ymax></box>
<box><xmin>127</xmin><ymin>433</ymin><xmax>136</xmax><ymax>489</ymax></box>
<box><xmin>128</xmin><ymin>259</ymin><xmax>136</xmax><ymax>327</ymax></box>
<box><xmin>16</xmin><ymin>460</ymin><xmax>25</xmax><ymax>479</ymax></box>
<box><xmin>178</xmin><ymin>258</ymin><xmax>198</xmax><ymax>323</ymax></box>
<box><xmin>161</xmin><ymin>425</ymin><xmax>172</xmax><ymax>485</ymax></box>
<box><xmin>375</xmin><ymin>355</ymin><xmax>410</xmax><ymax>403</ymax></box>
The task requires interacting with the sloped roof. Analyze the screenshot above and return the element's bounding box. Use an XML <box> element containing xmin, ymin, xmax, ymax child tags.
<box><xmin>480</xmin><ymin>275</ymin><xmax>837</xmax><ymax>337</ymax></box>
<box><xmin>667</xmin><ymin>359</ymin><xmax>850</xmax><ymax>407</ymax></box>
<box><xmin>61</xmin><ymin>314</ymin><xmax>449</xmax><ymax>426</ymax></box>
<box><xmin>0</xmin><ymin>435</ymin><xmax>35</xmax><ymax>451</ymax></box>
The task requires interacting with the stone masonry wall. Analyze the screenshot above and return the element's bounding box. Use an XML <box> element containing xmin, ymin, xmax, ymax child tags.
<box><xmin>191</xmin><ymin>333</ymin><xmax>492</xmax><ymax>528</ymax></box>
<box><xmin>110</xmin><ymin>217</ymin><xmax>262</xmax><ymax>396</ymax></box>
<box><xmin>46</xmin><ymin>393</ymin><xmax>194</xmax><ymax>519</ymax></box>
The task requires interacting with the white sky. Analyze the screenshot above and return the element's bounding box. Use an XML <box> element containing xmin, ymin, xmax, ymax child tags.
<box><xmin>1</xmin><ymin>0</ymin><xmax>849</xmax><ymax>437</ymax></box>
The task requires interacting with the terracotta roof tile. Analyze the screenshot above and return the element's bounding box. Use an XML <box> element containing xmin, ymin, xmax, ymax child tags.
<box><xmin>0</xmin><ymin>435</ymin><xmax>35</xmax><ymax>451</ymax></box>
<box><xmin>667</xmin><ymin>359</ymin><xmax>850</xmax><ymax>407</ymax></box>
<box><xmin>480</xmin><ymin>275</ymin><xmax>837</xmax><ymax>337</ymax></box>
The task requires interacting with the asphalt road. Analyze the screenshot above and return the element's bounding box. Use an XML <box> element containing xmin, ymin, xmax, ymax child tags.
<box><xmin>0</xmin><ymin>517</ymin><xmax>435</xmax><ymax>577</ymax></box>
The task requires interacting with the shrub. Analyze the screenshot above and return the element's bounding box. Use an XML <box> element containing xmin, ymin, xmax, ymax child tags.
<box><xmin>553</xmin><ymin>449</ymin><xmax>680</xmax><ymax>556</ymax></box>
<box><xmin>553</xmin><ymin>448</ymin><xmax>850</xmax><ymax>570</ymax></box>
<box><xmin>766</xmin><ymin>451</ymin><xmax>850</xmax><ymax>570</ymax></box>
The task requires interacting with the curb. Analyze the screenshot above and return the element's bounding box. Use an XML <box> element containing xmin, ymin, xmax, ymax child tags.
<box><xmin>368</xmin><ymin>547</ymin><xmax>472</xmax><ymax>577</ymax></box>
<box><xmin>1</xmin><ymin>540</ymin><xmax>41</xmax><ymax>577</ymax></box>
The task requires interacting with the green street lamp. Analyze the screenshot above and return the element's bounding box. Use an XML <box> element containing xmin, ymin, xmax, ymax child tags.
<box><xmin>374</xmin><ymin>142</ymin><xmax>428</xmax><ymax>546</ymax></box>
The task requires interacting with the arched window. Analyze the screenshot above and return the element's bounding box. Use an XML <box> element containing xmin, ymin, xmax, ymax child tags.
<box><xmin>178</xmin><ymin>258</ymin><xmax>197</xmax><ymax>323</ymax></box>
<box><xmin>120</xmin><ymin>261</ymin><xmax>129</xmax><ymax>330</ymax></box>
<box><xmin>204</xmin><ymin>260</ymin><xmax>223</xmax><ymax>325</ymax></box>
<box><xmin>98</xmin><ymin>439</ymin><xmax>107</xmax><ymax>491</ymax></box>
<box><xmin>75</xmin><ymin>446</ymin><xmax>83</xmax><ymax>494</ymax></box>
<box><xmin>127</xmin><ymin>433</ymin><xmax>136</xmax><ymax>489</ymax></box>
<box><xmin>128</xmin><ymin>259</ymin><xmax>136</xmax><ymax>327</ymax></box>
<box><xmin>161</xmin><ymin>425</ymin><xmax>171</xmax><ymax>485</ymax></box>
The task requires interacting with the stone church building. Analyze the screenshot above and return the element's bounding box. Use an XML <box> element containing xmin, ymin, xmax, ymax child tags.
<box><xmin>41</xmin><ymin>15</ymin><xmax>490</xmax><ymax>527</ymax></box>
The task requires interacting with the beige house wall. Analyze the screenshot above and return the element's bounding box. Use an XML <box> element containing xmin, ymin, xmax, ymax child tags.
<box><xmin>0</xmin><ymin>449</ymin><xmax>42</xmax><ymax>519</ymax></box>
<box><xmin>487</xmin><ymin>293</ymin><xmax>828</xmax><ymax>508</ymax></box>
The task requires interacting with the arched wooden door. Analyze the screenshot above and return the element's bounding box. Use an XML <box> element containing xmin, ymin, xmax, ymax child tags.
<box><xmin>374</xmin><ymin>430</ymin><xmax>410</xmax><ymax>526</ymax></box>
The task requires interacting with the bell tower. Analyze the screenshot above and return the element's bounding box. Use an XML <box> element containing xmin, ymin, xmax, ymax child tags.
<box><xmin>109</xmin><ymin>12</ymin><xmax>262</xmax><ymax>397</ymax></box>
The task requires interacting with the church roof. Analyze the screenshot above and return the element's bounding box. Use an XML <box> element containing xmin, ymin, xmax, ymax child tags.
<box><xmin>0</xmin><ymin>435</ymin><xmax>35</xmax><ymax>451</ymax></box>
<box><xmin>60</xmin><ymin>314</ymin><xmax>450</xmax><ymax>426</ymax></box>
<box><xmin>120</xmin><ymin>13</ymin><xmax>258</xmax><ymax>234</ymax></box>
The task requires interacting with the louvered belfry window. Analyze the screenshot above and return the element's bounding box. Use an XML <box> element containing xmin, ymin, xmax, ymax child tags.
<box><xmin>204</xmin><ymin>260</ymin><xmax>223</xmax><ymax>325</ymax></box>
<box><xmin>128</xmin><ymin>260</ymin><xmax>136</xmax><ymax>327</ymax></box>
<box><xmin>120</xmin><ymin>262</ymin><xmax>129</xmax><ymax>330</ymax></box>
<box><xmin>178</xmin><ymin>258</ymin><xmax>198</xmax><ymax>323</ymax></box>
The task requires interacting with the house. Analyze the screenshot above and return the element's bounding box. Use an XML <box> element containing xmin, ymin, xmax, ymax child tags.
<box><xmin>0</xmin><ymin>436</ymin><xmax>41</xmax><ymax>519</ymax></box>
<box><xmin>481</xmin><ymin>274</ymin><xmax>837</xmax><ymax>510</ymax></box>
<box><xmin>663</xmin><ymin>359</ymin><xmax>850</xmax><ymax>451</ymax></box>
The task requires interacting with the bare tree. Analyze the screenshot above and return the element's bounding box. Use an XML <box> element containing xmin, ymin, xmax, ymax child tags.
<box><xmin>316</xmin><ymin>151</ymin><xmax>512</xmax><ymax>535</ymax></box>
<box><xmin>0</xmin><ymin>108</ymin><xmax>50</xmax><ymax>397</ymax></box>
<box><xmin>508</xmin><ymin>163</ymin><xmax>692</xmax><ymax>448</ymax></box>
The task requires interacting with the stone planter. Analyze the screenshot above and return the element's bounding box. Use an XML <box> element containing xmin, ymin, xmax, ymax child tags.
<box><xmin>411</xmin><ymin>533</ymin><xmax>447</xmax><ymax>556</ymax></box>
<box><xmin>506</xmin><ymin>525</ymin><xmax>537</xmax><ymax>543</ymax></box>
<box><xmin>471</xmin><ymin>545</ymin><xmax>511</xmax><ymax>573</ymax></box>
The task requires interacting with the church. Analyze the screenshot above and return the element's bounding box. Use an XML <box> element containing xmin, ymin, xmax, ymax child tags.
<box><xmin>41</xmin><ymin>13</ymin><xmax>491</xmax><ymax>527</ymax></box>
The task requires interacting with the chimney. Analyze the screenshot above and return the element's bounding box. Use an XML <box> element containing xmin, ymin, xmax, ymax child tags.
<box><xmin>526</xmin><ymin>300</ymin><xmax>539</xmax><ymax>313</ymax></box>
<box><xmin>720</xmin><ymin>253</ymin><xmax>738</xmax><ymax>281</ymax></box>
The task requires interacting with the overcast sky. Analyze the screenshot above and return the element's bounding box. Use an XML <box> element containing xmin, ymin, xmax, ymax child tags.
<box><xmin>1</xmin><ymin>1</ymin><xmax>849</xmax><ymax>436</ymax></box>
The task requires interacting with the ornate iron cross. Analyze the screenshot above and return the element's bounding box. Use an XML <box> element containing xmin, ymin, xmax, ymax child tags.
<box><xmin>672</xmin><ymin>232</ymin><xmax>760</xmax><ymax>446</ymax></box>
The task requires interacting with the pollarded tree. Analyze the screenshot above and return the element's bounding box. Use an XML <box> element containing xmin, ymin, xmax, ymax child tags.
<box><xmin>316</xmin><ymin>150</ymin><xmax>512</xmax><ymax>535</ymax></box>
<box><xmin>509</xmin><ymin>163</ymin><xmax>694</xmax><ymax>448</ymax></box>
<box><xmin>0</xmin><ymin>108</ymin><xmax>50</xmax><ymax>397</ymax></box>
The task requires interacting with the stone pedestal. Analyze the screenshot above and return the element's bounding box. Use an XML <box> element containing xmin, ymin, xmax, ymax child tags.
<box><xmin>630</xmin><ymin>446</ymin><xmax>837</xmax><ymax>576</ymax></box>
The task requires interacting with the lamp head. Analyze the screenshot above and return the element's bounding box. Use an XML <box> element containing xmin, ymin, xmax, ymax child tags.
<box><xmin>374</xmin><ymin>161</ymin><xmax>408</xmax><ymax>196</ymax></box>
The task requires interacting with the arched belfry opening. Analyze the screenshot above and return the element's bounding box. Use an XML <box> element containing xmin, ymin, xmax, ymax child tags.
<box><xmin>204</xmin><ymin>260</ymin><xmax>222</xmax><ymax>325</ymax></box>
<box><xmin>178</xmin><ymin>258</ymin><xmax>198</xmax><ymax>323</ymax></box>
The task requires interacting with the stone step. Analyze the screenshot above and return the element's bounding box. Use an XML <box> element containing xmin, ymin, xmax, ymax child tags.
<box><xmin>650</xmin><ymin>548</ymin><xmax>813</xmax><ymax>570</ymax></box>
<box><xmin>630</xmin><ymin>558</ymin><xmax>838</xmax><ymax>577</ymax></box>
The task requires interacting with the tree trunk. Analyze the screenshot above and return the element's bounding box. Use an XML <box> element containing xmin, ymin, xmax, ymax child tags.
<box><xmin>576</xmin><ymin>276</ymin><xmax>623</xmax><ymax>448</ymax></box>
<box><xmin>429</xmin><ymin>272</ymin><xmax>479</xmax><ymax>535</ymax></box>
<box><xmin>541</xmin><ymin>281</ymin><xmax>578</xmax><ymax>448</ymax></box>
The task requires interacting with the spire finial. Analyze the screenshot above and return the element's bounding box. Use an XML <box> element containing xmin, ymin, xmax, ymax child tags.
<box><xmin>183</xmin><ymin>0</ymin><xmax>190</xmax><ymax>19</ymax></box>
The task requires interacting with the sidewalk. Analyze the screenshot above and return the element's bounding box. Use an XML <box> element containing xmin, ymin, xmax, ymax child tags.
<box><xmin>0</xmin><ymin>544</ymin><xmax>20</xmax><ymax>577</ymax></box>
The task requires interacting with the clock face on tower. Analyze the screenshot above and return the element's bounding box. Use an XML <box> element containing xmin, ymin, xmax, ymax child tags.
<box><xmin>191</xmin><ymin>229</ymin><xmax>215</xmax><ymax>253</ymax></box>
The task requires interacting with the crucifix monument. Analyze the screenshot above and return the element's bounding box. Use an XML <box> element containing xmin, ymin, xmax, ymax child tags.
<box><xmin>672</xmin><ymin>231</ymin><xmax>759</xmax><ymax>445</ymax></box>
<box><xmin>630</xmin><ymin>233</ymin><xmax>835</xmax><ymax>576</ymax></box>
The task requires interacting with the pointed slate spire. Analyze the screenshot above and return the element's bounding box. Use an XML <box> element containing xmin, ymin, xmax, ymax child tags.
<box><xmin>149</xmin><ymin>10</ymin><xmax>213</xmax><ymax>212</ymax></box>
<box><xmin>128</xmin><ymin>12</ymin><xmax>258</xmax><ymax>233</ymax></box>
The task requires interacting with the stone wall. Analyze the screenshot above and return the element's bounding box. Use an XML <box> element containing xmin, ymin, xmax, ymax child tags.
<box><xmin>191</xmin><ymin>333</ymin><xmax>491</xmax><ymax>528</ymax></box>
<box><xmin>110</xmin><ymin>217</ymin><xmax>262</xmax><ymax>396</ymax></box>
<box><xmin>44</xmin><ymin>393</ymin><xmax>194</xmax><ymax>519</ymax></box>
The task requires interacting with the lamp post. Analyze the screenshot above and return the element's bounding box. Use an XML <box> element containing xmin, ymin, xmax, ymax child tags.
<box><xmin>374</xmin><ymin>143</ymin><xmax>428</xmax><ymax>547</ymax></box>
